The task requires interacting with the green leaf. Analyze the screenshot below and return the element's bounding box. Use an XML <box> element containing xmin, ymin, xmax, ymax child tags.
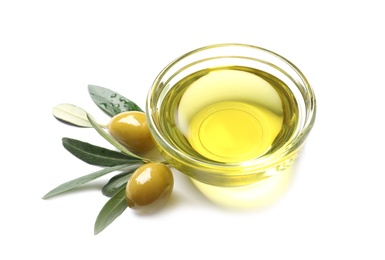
<box><xmin>86</xmin><ymin>113</ymin><xmax>147</xmax><ymax>161</ymax></box>
<box><xmin>88</xmin><ymin>85</ymin><xmax>143</xmax><ymax>117</ymax></box>
<box><xmin>52</xmin><ymin>103</ymin><xmax>93</xmax><ymax>127</ymax></box>
<box><xmin>62</xmin><ymin>137</ymin><xmax>143</xmax><ymax>167</ymax></box>
<box><xmin>42</xmin><ymin>164</ymin><xmax>130</xmax><ymax>199</ymax></box>
<box><xmin>102</xmin><ymin>169</ymin><xmax>137</xmax><ymax>197</ymax></box>
<box><xmin>94</xmin><ymin>186</ymin><xmax>127</xmax><ymax>235</ymax></box>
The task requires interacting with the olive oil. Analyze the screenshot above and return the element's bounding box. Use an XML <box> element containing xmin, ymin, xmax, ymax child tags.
<box><xmin>159</xmin><ymin>66</ymin><xmax>298</xmax><ymax>164</ymax></box>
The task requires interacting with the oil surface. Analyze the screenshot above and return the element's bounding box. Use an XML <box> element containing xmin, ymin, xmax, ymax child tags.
<box><xmin>159</xmin><ymin>66</ymin><xmax>298</xmax><ymax>164</ymax></box>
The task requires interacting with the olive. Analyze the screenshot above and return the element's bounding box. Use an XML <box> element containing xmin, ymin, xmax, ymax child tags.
<box><xmin>107</xmin><ymin>111</ymin><xmax>155</xmax><ymax>153</ymax></box>
<box><xmin>126</xmin><ymin>162</ymin><xmax>174</xmax><ymax>213</ymax></box>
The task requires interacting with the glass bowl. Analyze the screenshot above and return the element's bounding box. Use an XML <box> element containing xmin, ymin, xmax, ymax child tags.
<box><xmin>146</xmin><ymin>43</ymin><xmax>316</xmax><ymax>208</ymax></box>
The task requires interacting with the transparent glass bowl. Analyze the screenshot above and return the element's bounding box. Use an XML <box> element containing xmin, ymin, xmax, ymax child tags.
<box><xmin>146</xmin><ymin>43</ymin><xmax>316</xmax><ymax>208</ymax></box>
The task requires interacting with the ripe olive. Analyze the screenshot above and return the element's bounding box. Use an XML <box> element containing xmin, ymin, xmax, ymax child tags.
<box><xmin>107</xmin><ymin>111</ymin><xmax>155</xmax><ymax>153</ymax></box>
<box><xmin>126</xmin><ymin>162</ymin><xmax>174</xmax><ymax>214</ymax></box>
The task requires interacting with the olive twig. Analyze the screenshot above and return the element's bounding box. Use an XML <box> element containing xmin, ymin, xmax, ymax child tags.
<box><xmin>46</xmin><ymin>84</ymin><xmax>175</xmax><ymax>235</ymax></box>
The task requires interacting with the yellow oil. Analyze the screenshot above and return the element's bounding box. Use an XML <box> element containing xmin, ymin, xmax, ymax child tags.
<box><xmin>158</xmin><ymin>66</ymin><xmax>299</xmax><ymax>208</ymax></box>
<box><xmin>159</xmin><ymin>66</ymin><xmax>298</xmax><ymax>164</ymax></box>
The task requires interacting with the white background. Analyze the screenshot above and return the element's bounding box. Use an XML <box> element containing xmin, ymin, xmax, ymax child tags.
<box><xmin>1</xmin><ymin>0</ymin><xmax>384</xmax><ymax>259</ymax></box>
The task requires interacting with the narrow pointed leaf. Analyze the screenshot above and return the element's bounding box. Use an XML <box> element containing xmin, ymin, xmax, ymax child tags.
<box><xmin>62</xmin><ymin>137</ymin><xmax>143</xmax><ymax>167</ymax></box>
<box><xmin>88</xmin><ymin>85</ymin><xmax>143</xmax><ymax>117</ymax></box>
<box><xmin>94</xmin><ymin>187</ymin><xmax>127</xmax><ymax>235</ymax></box>
<box><xmin>42</xmin><ymin>164</ymin><xmax>130</xmax><ymax>199</ymax></box>
<box><xmin>102</xmin><ymin>168</ymin><xmax>137</xmax><ymax>197</ymax></box>
<box><xmin>52</xmin><ymin>103</ymin><xmax>93</xmax><ymax>127</ymax></box>
<box><xmin>86</xmin><ymin>113</ymin><xmax>146</xmax><ymax>161</ymax></box>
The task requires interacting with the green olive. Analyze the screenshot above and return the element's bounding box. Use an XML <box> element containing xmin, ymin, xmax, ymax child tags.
<box><xmin>126</xmin><ymin>162</ymin><xmax>174</xmax><ymax>213</ymax></box>
<box><xmin>107</xmin><ymin>111</ymin><xmax>155</xmax><ymax>153</ymax></box>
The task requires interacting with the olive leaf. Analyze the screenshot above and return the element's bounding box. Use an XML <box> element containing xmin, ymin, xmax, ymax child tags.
<box><xmin>42</xmin><ymin>164</ymin><xmax>130</xmax><ymax>199</ymax></box>
<box><xmin>94</xmin><ymin>186</ymin><xmax>127</xmax><ymax>235</ymax></box>
<box><xmin>52</xmin><ymin>103</ymin><xmax>93</xmax><ymax>127</ymax></box>
<box><xmin>88</xmin><ymin>85</ymin><xmax>143</xmax><ymax>117</ymax></box>
<box><xmin>62</xmin><ymin>137</ymin><xmax>143</xmax><ymax>167</ymax></box>
<box><xmin>102</xmin><ymin>169</ymin><xmax>137</xmax><ymax>197</ymax></box>
<box><xmin>86</xmin><ymin>113</ymin><xmax>147</xmax><ymax>161</ymax></box>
